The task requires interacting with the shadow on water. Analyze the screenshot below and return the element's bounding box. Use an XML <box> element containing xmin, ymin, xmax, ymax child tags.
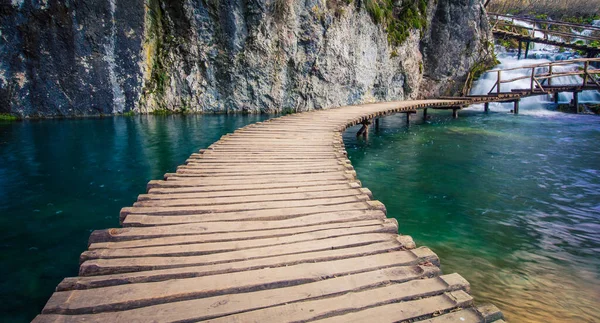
<box><xmin>343</xmin><ymin>109</ymin><xmax>600</xmax><ymax>323</ymax></box>
<box><xmin>0</xmin><ymin>114</ymin><xmax>269</xmax><ymax>322</ymax></box>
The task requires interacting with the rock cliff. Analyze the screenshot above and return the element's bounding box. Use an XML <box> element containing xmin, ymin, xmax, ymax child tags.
<box><xmin>0</xmin><ymin>0</ymin><xmax>494</xmax><ymax>117</ymax></box>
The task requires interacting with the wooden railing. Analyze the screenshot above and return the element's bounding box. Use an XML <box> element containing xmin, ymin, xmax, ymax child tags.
<box><xmin>486</xmin><ymin>58</ymin><xmax>600</xmax><ymax>95</ymax></box>
<box><xmin>489</xmin><ymin>13</ymin><xmax>600</xmax><ymax>44</ymax></box>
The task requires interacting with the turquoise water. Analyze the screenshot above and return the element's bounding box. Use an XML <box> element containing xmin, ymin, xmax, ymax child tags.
<box><xmin>343</xmin><ymin>109</ymin><xmax>600</xmax><ymax>323</ymax></box>
<box><xmin>0</xmin><ymin>114</ymin><xmax>269</xmax><ymax>322</ymax></box>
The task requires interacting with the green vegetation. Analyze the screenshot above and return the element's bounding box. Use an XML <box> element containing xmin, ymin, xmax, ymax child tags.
<box><xmin>563</xmin><ymin>15</ymin><xmax>600</xmax><ymax>25</ymax></box>
<box><xmin>470</xmin><ymin>55</ymin><xmax>500</xmax><ymax>81</ymax></box>
<box><xmin>121</xmin><ymin>110</ymin><xmax>136</xmax><ymax>117</ymax></box>
<box><xmin>488</xmin><ymin>0</ymin><xmax>599</xmax><ymax>22</ymax></box>
<box><xmin>0</xmin><ymin>113</ymin><xmax>18</xmax><ymax>121</ymax></box>
<box><xmin>140</xmin><ymin>0</ymin><xmax>176</xmax><ymax>110</ymax></box>
<box><xmin>364</xmin><ymin>0</ymin><xmax>428</xmax><ymax>46</ymax></box>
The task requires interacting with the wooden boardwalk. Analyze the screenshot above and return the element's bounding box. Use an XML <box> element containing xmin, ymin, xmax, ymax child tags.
<box><xmin>489</xmin><ymin>13</ymin><xmax>600</xmax><ymax>57</ymax></box>
<box><xmin>34</xmin><ymin>100</ymin><xmax>506</xmax><ymax>323</ymax></box>
<box><xmin>451</xmin><ymin>58</ymin><xmax>600</xmax><ymax>114</ymax></box>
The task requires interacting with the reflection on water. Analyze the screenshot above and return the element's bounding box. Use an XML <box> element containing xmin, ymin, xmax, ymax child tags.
<box><xmin>343</xmin><ymin>110</ymin><xmax>600</xmax><ymax>322</ymax></box>
<box><xmin>0</xmin><ymin>114</ymin><xmax>269</xmax><ymax>322</ymax></box>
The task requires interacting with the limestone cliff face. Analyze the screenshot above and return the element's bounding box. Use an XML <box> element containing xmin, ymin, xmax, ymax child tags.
<box><xmin>0</xmin><ymin>0</ymin><xmax>494</xmax><ymax>117</ymax></box>
<box><xmin>420</xmin><ymin>0</ymin><xmax>495</xmax><ymax>97</ymax></box>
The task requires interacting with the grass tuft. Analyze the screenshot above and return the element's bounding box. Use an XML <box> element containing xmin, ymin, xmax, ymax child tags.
<box><xmin>0</xmin><ymin>113</ymin><xmax>19</xmax><ymax>121</ymax></box>
<box><xmin>364</xmin><ymin>0</ymin><xmax>428</xmax><ymax>46</ymax></box>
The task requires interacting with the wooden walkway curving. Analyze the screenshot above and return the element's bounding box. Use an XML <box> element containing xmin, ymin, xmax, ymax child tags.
<box><xmin>34</xmin><ymin>100</ymin><xmax>506</xmax><ymax>323</ymax></box>
<box><xmin>489</xmin><ymin>13</ymin><xmax>600</xmax><ymax>58</ymax></box>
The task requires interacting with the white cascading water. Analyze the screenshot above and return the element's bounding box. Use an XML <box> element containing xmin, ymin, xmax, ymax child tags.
<box><xmin>104</xmin><ymin>0</ymin><xmax>126</xmax><ymax>114</ymax></box>
<box><xmin>469</xmin><ymin>18</ymin><xmax>600</xmax><ymax>115</ymax></box>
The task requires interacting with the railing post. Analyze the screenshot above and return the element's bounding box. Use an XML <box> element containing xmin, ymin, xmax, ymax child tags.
<box><xmin>497</xmin><ymin>70</ymin><xmax>502</xmax><ymax>94</ymax></box>
<box><xmin>531</xmin><ymin>67</ymin><xmax>535</xmax><ymax>92</ymax></box>
<box><xmin>583</xmin><ymin>61</ymin><xmax>589</xmax><ymax>87</ymax></box>
<box><xmin>548</xmin><ymin>65</ymin><xmax>553</xmax><ymax>87</ymax></box>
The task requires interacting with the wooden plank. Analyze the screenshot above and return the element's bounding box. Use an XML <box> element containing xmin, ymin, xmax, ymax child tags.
<box><xmin>133</xmin><ymin>189</ymin><xmax>367</xmax><ymax>207</ymax></box>
<box><xmin>203</xmin><ymin>274</ymin><xmax>470</xmax><ymax>323</ymax></box>
<box><xmin>120</xmin><ymin>207</ymin><xmax>383</xmax><ymax>227</ymax></box>
<box><xmin>416</xmin><ymin>304</ymin><xmax>504</xmax><ymax>322</ymax></box>
<box><xmin>67</xmin><ymin>241</ymin><xmax>420</xmax><ymax>287</ymax></box>
<box><xmin>141</xmin><ymin>183</ymin><xmax>358</xmax><ymax>199</ymax></box>
<box><xmin>311</xmin><ymin>290</ymin><xmax>473</xmax><ymax>323</ymax></box>
<box><xmin>147</xmin><ymin>179</ymin><xmax>361</xmax><ymax>192</ymax></box>
<box><xmin>90</xmin><ymin>218</ymin><xmax>394</xmax><ymax>247</ymax></box>
<box><xmin>120</xmin><ymin>201</ymin><xmax>382</xmax><ymax>225</ymax></box>
<box><xmin>81</xmin><ymin>228</ymin><xmax>399</xmax><ymax>261</ymax></box>
<box><xmin>35</xmin><ymin>266</ymin><xmax>440</xmax><ymax>322</ymax></box>
<box><xmin>121</xmin><ymin>196</ymin><xmax>372</xmax><ymax>218</ymax></box>
<box><xmin>174</xmin><ymin>168</ymin><xmax>348</xmax><ymax>177</ymax></box>
<box><xmin>43</xmin><ymin>252</ymin><xmax>441</xmax><ymax>314</ymax></box>
<box><xmin>164</xmin><ymin>172</ymin><xmax>354</xmax><ymax>181</ymax></box>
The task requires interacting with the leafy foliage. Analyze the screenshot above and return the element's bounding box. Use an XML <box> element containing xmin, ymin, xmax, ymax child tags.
<box><xmin>364</xmin><ymin>0</ymin><xmax>428</xmax><ymax>46</ymax></box>
<box><xmin>0</xmin><ymin>113</ymin><xmax>18</xmax><ymax>121</ymax></box>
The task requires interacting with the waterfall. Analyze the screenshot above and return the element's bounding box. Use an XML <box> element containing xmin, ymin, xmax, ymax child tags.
<box><xmin>469</xmin><ymin>18</ymin><xmax>600</xmax><ymax>115</ymax></box>
<box><xmin>104</xmin><ymin>0</ymin><xmax>126</xmax><ymax>113</ymax></box>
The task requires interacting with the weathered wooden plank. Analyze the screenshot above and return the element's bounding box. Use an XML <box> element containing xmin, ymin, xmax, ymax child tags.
<box><xmin>141</xmin><ymin>183</ymin><xmax>358</xmax><ymax>199</ymax></box>
<box><xmin>179</xmin><ymin>163</ymin><xmax>350</xmax><ymax>171</ymax></box>
<box><xmin>121</xmin><ymin>196</ymin><xmax>372</xmax><ymax>218</ymax></box>
<box><xmin>133</xmin><ymin>189</ymin><xmax>368</xmax><ymax>207</ymax></box>
<box><xmin>311</xmin><ymin>290</ymin><xmax>473</xmax><ymax>323</ymax></box>
<box><xmin>121</xmin><ymin>201</ymin><xmax>382</xmax><ymax>224</ymax></box>
<box><xmin>43</xmin><ymin>252</ymin><xmax>441</xmax><ymax>314</ymax></box>
<box><xmin>120</xmin><ymin>207</ymin><xmax>383</xmax><ymax>227</ymax></box>
<box><xmin>81</xmin><ymin>227</ymin><xmax>399</xmax><ymax>261</ymax></box>
<box><xmin>90</xmin><ymin>218</ymin><xmax>393</xmax><ymax>247</ymax></box>
<box><xmin>164</xmin><ymin>171</ymin><xmax>354</xmax><ymax>181</ymax></box>
<box><xmin>65</xmin><ymin>240</ymin><xmax>405</xmax><ymax>288</ymax></box>
<box><xmin>203</xmin><ymin>274</ymin><xmax>470</xmax><ymax>323</ymax></box>
<box><xmin>183</xmin><ymin>161</ymin><xmax>347</xmax><ymax>169</ymax></box>
<box><xmin>67</xmin><ymin>240</ymin><xmax>420</xmax><ymax>287</ymax></box>
<box><xmin>147</xmin><ymin>179</ymin><xmax>360</xmax><ymax>191</ymax></box>
<box><xmin>421</xmin><ymin>304</ymin><xmax>504</xmax><ymax>322</ymax></box>
<box><xmin>174</xmin><ymin>168</ymin><xmax>348</xmax><ymax>176</ymax></box>
<box><xmin>35</xmin><ymin>266</ymin><xmax>440</xmax><ymax>322</ymax></box>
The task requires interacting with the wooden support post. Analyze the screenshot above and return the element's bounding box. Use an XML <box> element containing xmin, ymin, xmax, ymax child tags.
<box><xmin>513</xmin><ymin>99</ymin><xmax>520</xmax><ymax>114</ymax></box>
<box><xmin>357</xmin><ymin>120</ymin><xmax>371</xmax><ymax>139</ymax></box>
<box><xmin>497</xmin><ymin>70</ymin><xmax>502</xmax><ymax>94</ymax></box>
<box><xmin>548</xmin><ymin>65</ymin><xmax>553</xmax><ymax>87</ymax></box>
<box><xmin>530</xmin><ymin>67</ymin><xmax>535</xmax><ymax>92</ymax></box>
<box><xmin>583</xmin><ymin>61</ymin><xmax>589</xmax><ymax>87</ymax></box>
<box><xmin>375</xmin><ymin>118</ymin><xmax>380</xmax><ymax>131</ymax></box>
<box><xmin>406</xmin><ymin>112</ymin><xmax>410</xmax><ymax>125</ymax></box>
<box><xmin>524</xmin><ymin>42</ymin><xmax>530</xmax><ymax>59</ymax></box>
<box><xmin>423</xmin><ymin>108</ymin><xmax>428</xmax><ymax>120</ymax></box>
<box><xmin>554</xmin><ymin>92</ymin><xmax>559</xmax><ymax>104</ymax></box>
<box><xmin>573</xmin><ymin>91</ymin><xmax>579</xmax><ymax>114</ymax></box>
<box><xmin>517</xmin><ymin>41</ymin><xmax>522</xmax><ymax>59</ymax></box>
<box><xmin>484</xmin><ymin>102</ymin><xmax>490</xmax><ymax>112</ymax></box>
<box><xmin>452</xmin><ymin>108</ymin><xmax>459</xmax><ymax>119</ymax></box>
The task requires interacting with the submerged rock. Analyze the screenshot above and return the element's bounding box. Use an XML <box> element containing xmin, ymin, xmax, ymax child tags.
<box><xmin>0</xmin><ymin>0</ymin><xmax>494</xmax><ymax>117</ymax></box>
